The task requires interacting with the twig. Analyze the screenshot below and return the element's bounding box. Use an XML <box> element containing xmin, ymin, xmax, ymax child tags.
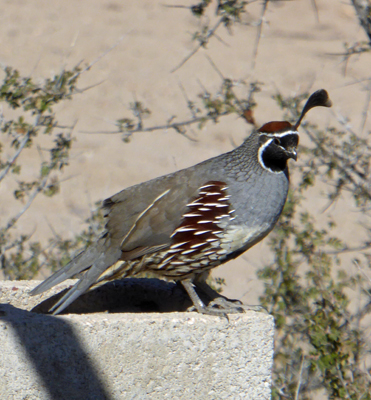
<box><xmin>132</xmin><ymin>93</ymin><xmax>143</xmax><ymax>130</ymax></box>
<box><xmin>320</xmin><ymin>193</ymin><xmax>339</xmax><ymax>213</ymax></box>
<box><xmin>171</xmin><ymin>17</ymin><xmax>225</xmax><ymax>73</ymax></box>
<box><xmin>351</xmin><ymin>0</ymin><xmax>371</xmax><ymax>42</ymax></box>
<box><xmin>45</xmin><ymin>216</ymin><xmax>62</xmax><ymax>241</ymax></box>
<box><xmin>178</xmin><ymin>81</ymin><xmax>197</xmax><ymax>119</ymax></box>
<box><xmin>213</xmin><ymin>33</ymin><xmax>231</xmax><ymax>47</ymax></box>
<box><xmin>300</xmin><ymin>122</ymin><xmax>371</xmax><ymax>200</ymax></box>
<box><xmin>342</xmin><ymin>77</ymin><xmax>371</xmax><ymax>87</ymax></box>
<box><xmin>251</xmin><ymin>0</ymin><xmax>269</xmax><ymax>70</ymax></box>
<box><xmin>324</xmin><ymin>244</ymin><xmax>371</xmax><ymax>256</ymax></box>
<box><xmin>75</xmin><ymin>79</ymin><xmax>107</xmax><ymax>94</ymax></box>
<box><xmin>353</xmin><ymin>259</ymin><xmax>371</xmax><ymax>285</ymax></box>
<box><xmin>2</xmin><ymin>120</ymin><xmax>77</xmax><ymax>232</ymax></box>
<box><xmin>177</xmin><ymin>81</ymin><xmax>202</xmax><ymax>138</ymax></box>
<box><xmin>205</xmin><ymin>54</ymin><xmax>224</xmax><ymax>80</ymax></box>
<box><xmin>205</xmin><ymin>54</ymin><xmax>246</xmax><ymax>116</ymax></box>
<box><xmin>360</xmin><ymin>81</ymin><xmax>371</xmax><ymax>134</ymax></box>
<box><xmin>80</xmin><ymin>112</ymin><xmax>231</xmax><ymax>136</ymax></box>
<box><xmin>70</xmin><ymin>34</ymin><xmax>129</xmax><ymax>81</ymax></box>
<box><xmin>0</xmin><ymin>131</ymin><xmax>30</xmax><ymax>184</ymax></box>
<box><xmin>294</xmin><ymin>354</ymin><xmax>305</xmax><ymax>400</ymax></box>
<box><xmin>327</xmin><ymin>42</ymin><xmax>371</xmax><ymax>76</ymax></box>
<box><xmin>162</xmin><ymin>4</ymin><xmax>190</xmax><ymax>10</ymax></box>
<box><xmin>336</xmin><ymin>365</ymin><xmax>352</xmax><ymax>399</ymax></box>
<box><xmin>310</xmin><ymin>0</ymin><xmax>319</xmax><ymax>23</ymax></box>
<box><xmin>4</xmin><ymin>174</ymin><xmax>50</xmax><ymax>232</ymax></box>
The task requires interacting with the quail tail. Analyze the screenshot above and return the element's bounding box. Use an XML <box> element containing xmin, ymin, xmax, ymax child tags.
<box><xmin>30</xmin><ymin>239</ymin><xmax>122</xmax><ymax>314</ymax></box>
<box><xmin>30</xmin><ymin>248</ymin><xmax>97</xmax><ymax>296</ymax></box>
<box><xmin>48</xmin><ymin>253</ymin><xmax>114</xmax><ymax>314</ymax></box>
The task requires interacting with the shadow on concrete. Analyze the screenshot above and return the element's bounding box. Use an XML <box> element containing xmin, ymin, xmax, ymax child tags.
<box><xmin>0</xmin><ymin>304</ymin><xmax>111</xmax><ymax>400</ymax></box>
<box><xmin>31</xmin><ymin>278</ymin><xmax>195</xmax><ymax>314</ymax></box>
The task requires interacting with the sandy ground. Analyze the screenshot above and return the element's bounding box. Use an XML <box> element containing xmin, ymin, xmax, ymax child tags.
<box><xmin>0</xmin><ymin>0</ymin><xmax>370</xmax><ymax>302</ymax></box>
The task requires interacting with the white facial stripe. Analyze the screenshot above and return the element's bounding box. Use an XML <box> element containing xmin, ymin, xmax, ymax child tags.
<box><xmin>258</xmin><ymin>130</ymin><xmax>298</xmax><ymax>138</ymax></box>
<box><xmin>258</xmin><ymin>138</ymin><xmax>284</xmax><ymax>174</ymax></box>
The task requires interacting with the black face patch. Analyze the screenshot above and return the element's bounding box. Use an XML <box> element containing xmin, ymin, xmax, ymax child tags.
<box><xmin>258</xmin><ymin>132</ymin><xmax>299</xmax><ymax>173</ymax></box>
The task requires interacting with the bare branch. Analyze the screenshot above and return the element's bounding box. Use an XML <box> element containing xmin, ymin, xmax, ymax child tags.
<box><xmin>178</xmin><ymin>81</ymin><xmax>198</xmax><ymax>120</ymax></box>
<box><xmin>0</xmin><ymin>131</ymin><xmax>30</xmax><ymax>184</ymax></box>
<box><xmin>171</xmin><ymin>17</ymin><xmax>225</xmax><ymax>73</ymax></box>
<box><xmin>80</xmin><ymin>112</ymin><xmax>231</xmax><ymax>137</ymax></box>
<box><xmin>354</xmin><ymin>259</ymin><xmax>371</xmax><ymax>285</ymax></box>
<box><xmin>352</xmin><ymin>0</ymin><xmax>371</xmax><ymax>42</ymax></box>
<box><xmin>204</xmin><ymin>54</ymin><xmax>253</xmax><ymax>118</ymax></box>
<box><xmin>251</xmin><ymin>0</ymin><xmax>269</xmax><ymax>70</ymax></box>
<box><xmin>70</xmin><ymin>34</ymin><xmax>129</xmax><ymax>81</ymax></box>
<box><xmin>4</xmin><ymin>174</ymin><xmax>50</xmax><ymax>232</ymax></box>
<box><xmin>360</xmin><ymin>81</ymin><xmax>371</xmax><ymax>134</ymax></box>
<box><xmin>326</xmin><ymin>42</ymin><xmax>371</xmax><ymax>76</ymax></box>
<box><xmin>75</xmin><ymin>79</ymin><xmax>107</xmax><ymax>94</ymax></box>
<box><xmin>320</xmin><ymin>244</ymin><xmax>371</xmax><ymax>256</ymax></box>
<box><xmin>299</xmin><ymin>119</ymin><xmax>371</xmax><ymax>201</ymax></box>
<box><xmin>310</xmin><ymin>0</ymin><xmax>320</xmax><ymax>23</ymax></box>
<box><xmin>294</xmin><ymin>354</ymin><xmax>305</xmax><ymax>400</ymax></box>
<box><xmin>205</xmin><ymin>54</ymin><xmax>224</xmax><ymax>81</ymax></box>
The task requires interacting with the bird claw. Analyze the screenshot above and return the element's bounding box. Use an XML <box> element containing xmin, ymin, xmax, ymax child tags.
<box><xmin>207</xmin><ymin>297</ymin><xmax>245</xmax><ymax>313</ymax></box>
<box><xmin>182</xmin><ymin>279</ymin><xmax>266</xmax><ymax>318</ymax></box>
<box><xmin>209</xmin><ymin>297</ymin><xmax>242</xmax><ymax>308</ymax></box>
<box><xmin>187</xmin><ymin>304</ymin><xmax>229</xmax><ymax>319</ymax></box>
<box><xmin>186</xmin><ymin>297</ymin><xmax>244</xmax><ymax>317</ymax></box>
<box><xmin>208</xmin><ymin>297</ymin><xmax>267</xmax><ymax>314</ymax></box>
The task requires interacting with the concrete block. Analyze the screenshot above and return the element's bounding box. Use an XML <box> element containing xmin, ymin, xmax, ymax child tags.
<box><xmin>0</xmin><ymin>280</ymin><xmax>274</xmax><ymax>399</ymax></box>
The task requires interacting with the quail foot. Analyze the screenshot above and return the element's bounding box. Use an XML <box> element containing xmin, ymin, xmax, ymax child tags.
<box><xmin>31</xmin><ymin>89</ymin><xmax>332</xmax><ymax>315</ymax></box>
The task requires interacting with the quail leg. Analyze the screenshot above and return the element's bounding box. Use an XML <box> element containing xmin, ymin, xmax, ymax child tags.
<box><xmin>181</xmin><ymin>279</ymin><xmax>244</xmax><ymax>316</ymax></box>
<box><xmin>194</xmin><ymin>279</ymin><xmax>242</xmax><ymax>303</ymax></box>
<box><xmin>193</xmin><ymin>277</ymin><xmax>266</xmax><ymax>313</ymax></box>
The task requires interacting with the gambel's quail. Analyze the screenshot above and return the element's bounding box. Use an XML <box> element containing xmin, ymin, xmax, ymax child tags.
<box><xmin>31</xmin><ymin>89</ymin><xmax>332</xmax><ymax>315</ymax></box>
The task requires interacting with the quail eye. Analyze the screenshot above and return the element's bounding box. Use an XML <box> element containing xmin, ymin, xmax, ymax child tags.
<box><xmin>273</xmin><ymin>138</ymin><xmax>281</xmax><ymax>145</ymax></box>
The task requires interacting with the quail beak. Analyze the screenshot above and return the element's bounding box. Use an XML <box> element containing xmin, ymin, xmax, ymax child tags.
<box><xmin>286</xmin><ymin>148</ymin><xmax>297</xmax><ymax>161</ymax></box>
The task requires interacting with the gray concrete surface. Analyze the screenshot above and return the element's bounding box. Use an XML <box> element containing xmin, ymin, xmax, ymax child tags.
<box><xmin>0</xmin><ymin>280</ymin><xmax>274</xmax><ymax>399</ymax></box>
